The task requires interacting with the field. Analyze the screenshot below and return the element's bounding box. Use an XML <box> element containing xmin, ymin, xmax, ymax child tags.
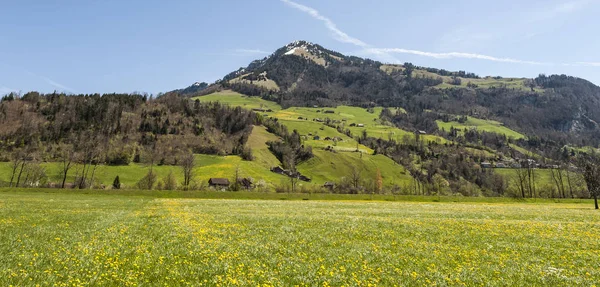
<box><xmin>495</xmin><ymin>168</ymin><xmax>585</xmax><ymax>194</ymax></box>
<box><xmin>379</xmin><ymin>65</ymin><xmax>543</xmax><ymax>92</ymax></box>
<box><xmin>437</xmin><ymin>116</ymin><xmax>525</xmax><ymax>139</ymax></box>
<box><xmin>194</xmin><ymin>91</ymin><xmax>416</xmax><ymax>184</ymax></box>
<box><xmin>1</xmin><ymin>190</ymin><xmax>599</xmax><ymax>286</ymax></box>
<box><xmin>0</xmin><ymin>152</ymin><xmax>287</xmax><ymax>189</ymax></box>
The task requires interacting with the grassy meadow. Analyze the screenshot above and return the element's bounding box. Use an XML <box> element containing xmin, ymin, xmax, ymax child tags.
<box><xmin>1</xmin><ymin>190</ymin><xmax>598</xmax><ymax>286</ymax></box>
<box><xmin>437</xmin><ymin>116</ymin><xmax>525</xmax><ymax>139</ymax></box>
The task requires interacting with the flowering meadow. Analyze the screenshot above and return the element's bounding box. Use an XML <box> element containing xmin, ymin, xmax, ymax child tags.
<box><xmin>0</xmin><ymin>191</ymin><xmax>599</xmax><ymax>286</ymax></box>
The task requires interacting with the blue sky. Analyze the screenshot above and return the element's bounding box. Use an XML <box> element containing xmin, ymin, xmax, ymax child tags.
<box><xmin>1</xmin><ymin>0</ymin><xmax>599</xmax><ymax>95</ymax></box>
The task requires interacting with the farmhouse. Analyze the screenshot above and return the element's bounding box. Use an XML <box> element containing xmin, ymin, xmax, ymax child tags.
<box><xmin>481</xmin><ymin>162</ymin><xmax>492</xmax><ymax>168</ymax></box>
<box><xmin>323</xmin><ymin>182</ymin><xmax>335</xmax><ymax>190</ymax></box>
<box><xmin>495</xmin><ymin>162</ymin><xmax>507</xmax><ymax>168</ymax></box>
<box><xmin>208</xmin><ymin>178</ymin><xmax>230</xmax><ymax>188</ymax></box>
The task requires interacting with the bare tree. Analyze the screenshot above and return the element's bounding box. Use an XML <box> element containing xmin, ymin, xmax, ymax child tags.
<box><xmin>550</xmin><ymin>165</ymin><xmax>567</xmax><ymax>198</ymax></box>
<box><xmin>231</xmin><ymin>164</ymin><xmax>242</xmax><ymax>191</ymax></box>
<box><xmin>76</xmin><ymin>135</ymin><xmax>103</xmax><ymax>189</ymax></box>
<box><xmin>524</xmin><ymin>160</ymin><xmax>537</xmax><ymax>198</ymax></box>
<box><xmin>56</xmin><ymin>143</ymin><xmax>75</xmax><ymax>188</ymax></box>
<box><xmin>180</xmin><ymin>150</ymin><xmax>195</xmax><ymax>190</ymax></box>
<box><xmin>9</xmin><ymin>149</ymin><xmax>25</xmax><ymax>187</ymax></box>
<box><xmin>513</xmin><ymin>168</ymin><xmax>528</xmax><ymax>198</ymax></box>
<box><xmin>577</xmin><ymin>154</ymin><xmax>600</xmax><ymax>209</ymax></box>
<box><xmin>350</xmin><ymin>166</ymin><xmax>362</xmax><ymax>190</ymax></box>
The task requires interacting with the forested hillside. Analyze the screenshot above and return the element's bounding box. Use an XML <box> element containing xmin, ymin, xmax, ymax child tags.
<box><xmin>0</xmin><ymin>92</ymin><xmax>264</xmax><ymax>188</ymax></box>
<box><xmin>184</xmin><ymin>41</ymin><xmax>600</xmax><ymax>148</ymax></box>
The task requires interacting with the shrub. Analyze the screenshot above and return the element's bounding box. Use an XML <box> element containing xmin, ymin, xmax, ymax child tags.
<box><xmin>136</xmin><ymin>170</ymin><xmax>157</xmax><ymax>190</ymax></box>
<box><xmin>112</xmin><ymin>176</ymin><xmax>121</xmax><ymax>189</ymax></box>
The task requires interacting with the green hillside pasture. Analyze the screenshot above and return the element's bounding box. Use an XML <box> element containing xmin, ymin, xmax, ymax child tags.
<box><xmin>196</xmin><ymin>92</ymin><xmax>446</xmax><ymax>144</ymax></box>
<box><xmin>277</xmin><ymin>119</ymin><xmax>373</xmax><ymax>154</ymax></box>
<box><xmin>437</xmin><ymin>116</ymin><xmax>525</xmax><ymax>139</ymax></box>
<box><xmin>193</xmin><ymin>90</ymin><xmax>282</xmax><ymax>112</ymax></box>
<box><xmin>297</xmin><ymin>149</ymin><xmax>412</xmax><ymax>186</ymax></box>
<box><xmin>379</xmin><ymin>64</ymin><xmax>540</xmax><ymax>91</ymax></box>
<box><xmin>1</xmin><ymin>192</ymin><xmax>598</xmax><ymax>286</ymax></box>
<box><xmin>247</xmin><ymin>125</ymin><xmax>281</xmax><ymax>168</ymax></box>
<box><xmin>0</xmin><ymin>154</ymin><xmax>288</xmax><ymax>189</ymax></box>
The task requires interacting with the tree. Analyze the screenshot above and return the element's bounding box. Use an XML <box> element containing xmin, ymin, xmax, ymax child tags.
<box><xmin>513</xmin><ymin>168</ymin><xmax>528</xmax><ymax>198</ymax></box>
<box><xmin>550</xmin><ymin>166</ymin><xmax>567</xmax><ymax>198</ymax></box>
<box><xmin>180</xmin><ymin>151</ymin><xmax>195</xmax><ymax>190</ymax></box>
<box><xmin>375</xmin><ymin>168</ymin><xmax>383</xmax><ymax>193</ymax></box>
<box><xmin>577</xmin><ymin>154</ymin><xmax>600</xmax><ymax>209</ymax></box>
<box><xmin>350</xmin><ymin>166</ymin><xmax>362</xmax><ymax>190</ymax></box>
<box><xmin>136</xmin><ymin>170</ymin><xmax>157</xmax><ymax>190</ymax></box>
<box><xmin>112</xmin><ymin>176</ymin><xmax>121</xmax><ymax>189</ymax></box>
<box><xmin>57</xmin><ymin>143</ymin><xmax>75</xmax><ymax>188</ymax></box>
<box><xmin>9</xmin><ymin>149</ymin><xmax>25</xmax><ymax>187</ymax></box>
<box><xmin>162</xmin><ymin>171</ymin><xmax>178</xmax><ymax>190</ymax></box>
<box><xmin>403</xmin><ymin>62</ymin><xmax>415</xmax><ymax>79</ymax></box>
<box><xmin>231</xmin><ymin>165</ymin><xmax>242</xmax><ymax>191</ymax></box>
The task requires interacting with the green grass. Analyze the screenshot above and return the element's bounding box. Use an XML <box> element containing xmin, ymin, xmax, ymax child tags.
<box><xmin>437</xmin><ymin>116</ymin><xmax>525</xmax><ymax>139</ymax></box>
<box><xmin>1</xmin><ymin>190</ymin><xmax>598</xmax><ymax>286</ymax></box>
<box><xmin>0</xmin><ymin>154</ymin><xmax>287</xmax><ymax>189</ymax></box>
<box><xmin>193</xmin><ymin>90</ymin><xmax>282</xmax><ymax>112</ymax></box>
<box><xmin>297</xmin><ymin>150</ymin><xmax>412</xmax><ymax>186</ymax></box>
<box><xmin>246</xmin><ymin>125</ymin><xmax>281</xmax><ymax>168</ymax></box>
<box><xmin>495</xmin><ymin>168</ymin><xmax>585</xmax><ymax>194</ymax></box>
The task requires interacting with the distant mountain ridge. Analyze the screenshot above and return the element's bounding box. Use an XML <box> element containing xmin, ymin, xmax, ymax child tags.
<box><xmin>177</xmin><ymin>40</ymin><xmax>600</xmax><ymax>146</ymax></box>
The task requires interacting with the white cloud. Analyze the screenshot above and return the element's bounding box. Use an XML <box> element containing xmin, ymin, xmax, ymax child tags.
<box><xmin>280</xmin><ymin>0</ymin><xmax>571</xmax><ymax>66</ymax></box>
<box><xmin>233</xmin><ymin>49</ymin><xmax>270</xmax><ymax>55</ymax></box>
<box><xmin>40</xmin><ymin>76</ymin><xmax>76</xmax><ymax>93</ymax></box>
<box><xmin>280</xmin><ymin>0</ymin><xmax>368</xmax><ymax>48</ymax></box>
<box><xmin>574</xmin><ymin>62</ymin><xmax>600</xmax><ymax>67</ymax></box>
<box><xmin>366</xmin><ymin>48</ymin><xmax>552</xmax><ymax>65</ymax></box>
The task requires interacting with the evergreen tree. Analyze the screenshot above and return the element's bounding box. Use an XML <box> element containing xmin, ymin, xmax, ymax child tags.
<box><xmin>112</xmin><ymin>176</ymin><xmax>121</xmax><ymax>189</ymax></box>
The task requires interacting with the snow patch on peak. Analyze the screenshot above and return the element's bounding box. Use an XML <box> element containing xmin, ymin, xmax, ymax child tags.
<box><xmin>285</xmin><ymin>47</ymin><xmax>299</xmax><ymax>55</ymax></box>
<box><xmin>192</xmin><ymin>82</ymin><xmax>202</xmax><ymax>87</ymax></box>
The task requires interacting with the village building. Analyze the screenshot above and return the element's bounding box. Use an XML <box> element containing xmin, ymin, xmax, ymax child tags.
<box><xmin>208</xmin><ymin>178</ymin><xmax>230</xmax><ymax>188</ymax></box>
<box><xmin>323</xmin><ymin>182</ymin><xmax>335</xmax><ymax>190</ymax></box>
<box><xmin>495</xmin><ymin>162</ymin><xmax>507</xmax><ymax>168</ymax></box>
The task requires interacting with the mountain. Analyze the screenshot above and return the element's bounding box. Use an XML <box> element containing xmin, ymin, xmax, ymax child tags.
<box><xmin>183</xmin><ymin>41</ymin><xmax>600</xmax><ymax>147</ymax></box>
